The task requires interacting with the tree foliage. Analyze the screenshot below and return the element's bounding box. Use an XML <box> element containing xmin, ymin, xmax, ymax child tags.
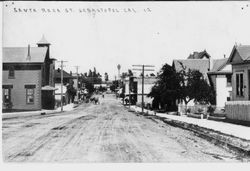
<box><xmin>149</xmin><ymin>62</ymin><xmax>215</xmax><ymax>110</ymax></box>
<box><xmin>104</xmin><ymin>72</ymin><xmax>109</xmax><ymax>82</ymax></box>
<box><xmin>177</xmin><ymin>62</ymin><xmax>215</xmax><ymax>105</ymax></box>
<box><xmin>148</xmin><ymin>63</ymin><xmax>180</xmax><ymax>110</ymax></box>
<box><xmin>79</xmin><ymin>67</ymin><xmax>103</xmax><ymax>94</ymax></box>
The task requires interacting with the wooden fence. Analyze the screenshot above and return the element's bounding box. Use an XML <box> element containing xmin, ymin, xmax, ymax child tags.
<box><xmin>225</xmin><ymin>101</ymin><xmax>250</xmax><ymax>122</ymax></box>
<box><xmin>178</xmin><ymin>104</ymin><xmax>224</xmax><ymax>115</ymax></box>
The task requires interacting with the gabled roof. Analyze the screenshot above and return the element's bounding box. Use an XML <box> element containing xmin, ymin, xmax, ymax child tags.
<box><xmin>228</xmin><ymin>45</ymin><xmax>250</xmax><ymax>64</ymax></box>
<box><xmin>208</xmin><ymin>58</ymin><xmax>232</xmax><ymax>75</ymax></box>
<box><xmin>37</xmin><ymin>35</ymin><xmax>50</xmax><ymax>45</ymax></box>
<box><xmin>54</xmin><ymin>69</ymin><xmax>72</xmax><ymax>79</ymax></box>
<box><xmin>187</xmin><ymin>50</ymin><xmax>211</xmax><ymax>59</ymax></box>
<box><xmin>173</xmin><ymin>59</ymin><xmax>210</xmax><ymax>76</ymax></box>
<box><xmin>3</xmin><ymin>47</ymin><xmax>47</xmax><ymax>63</ymax></box>
<box><xmin>211</xmin><ymin>58</ymin><xmax>228</xmax><ymax>72</ymax></box>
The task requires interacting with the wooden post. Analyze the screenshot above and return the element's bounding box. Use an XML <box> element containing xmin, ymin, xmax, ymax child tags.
<box><xmin>132</xmin><ymin>65</ymin><xmax>154</xmax><ymax>114</ymax></box>
<box><xmin>57</xmin><ymin>60</ymin><xmax>67</xmax><ymax>112</ymax></box>
<box><xmin>142</xmin><ymin>65</ymin><xmax>144</xmax><ymax>113</ymax></box>
<box><xmin>60</xmin><ymin>61</ymin><xmax>63</xmax><ymax>112</ymax></box>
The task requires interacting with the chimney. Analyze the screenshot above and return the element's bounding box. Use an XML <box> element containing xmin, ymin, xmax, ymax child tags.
<box><xmin>26</xmin><ymin>44</ymin><xmax>31</xmax><ymax>61</ymax></box>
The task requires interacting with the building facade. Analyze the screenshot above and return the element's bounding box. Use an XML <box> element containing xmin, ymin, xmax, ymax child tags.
<box><xmin>2</xmin><ymin>36</ymin><xmax>56</xmax><ymax>111</ymax></box>
<box><xmin>227</xmin><ymin>45</ymin><xmax>250</xmax><ymax>101</ymax></box>
<box><xmin>207</xmin><ymin>58</ymin><xmax>232</xmax><ymax>108</ymax></box>
<box><xmin>225</xmin><ymin>45</ymin><xmax>250</xmax><ymax>122</ymax></box>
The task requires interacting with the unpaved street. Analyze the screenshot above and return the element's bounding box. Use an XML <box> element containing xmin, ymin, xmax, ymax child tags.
<box><xmin>2</xmin><ymin>94</ymin><xmax>248</xmax><ymax>162</ymax></box>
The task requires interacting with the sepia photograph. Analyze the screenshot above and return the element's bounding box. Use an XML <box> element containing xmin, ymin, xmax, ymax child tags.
<box><xmin>1</xmin><ymin>0</ymin><xmax>250</xmax><ymax>164</ymax></box>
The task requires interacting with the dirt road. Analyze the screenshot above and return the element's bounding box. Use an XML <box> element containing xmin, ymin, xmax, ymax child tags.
<box><xmin>2</xmin><ymin>94</ymin><xmax>249</xmax><ymax>162</ymax></box>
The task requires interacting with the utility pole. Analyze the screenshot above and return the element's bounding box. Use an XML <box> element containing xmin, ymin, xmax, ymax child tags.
<box><xmin>129</xmin><ymin>76</ymin><xmax>131</xmax><ymax>109</ymax></box>
<box><xmin>128</xmin><ymin>71</ymin><xmax>135</xmax><ymax>109</ymax></box>
<box><xmin>57</xmin><ymin>60</ymin><xmax>67</xmax><ymax>112</ymax></box>
<box><xmin>132</xmin><ymin>65</ymin><xmax>154</xmax><ymax>113</ymax></box>
<box><xmin>75</xmin><ymin>66</ymin><xmax>80</xmax><ymax>103</ymax></box>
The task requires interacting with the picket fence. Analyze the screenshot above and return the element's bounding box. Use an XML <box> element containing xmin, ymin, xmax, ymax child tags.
<box><xmin>225</xmin><ymin>101</ymin><xmax>250</xmax><ymax>122</ymax></box>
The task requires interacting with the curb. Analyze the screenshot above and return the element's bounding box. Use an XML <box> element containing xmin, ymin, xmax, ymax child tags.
<box><xmin>126</xmin><ymin>106</ymin><xmax>250</xmax><ymax>156</ymax></box>
<box><xmin>2</xmin><ymin>110</ymin><xmax>62</xmax><ymax>120</ymax></box>
<box><xmin>157</xmin><ymin>116</ymin><xmax>250</xmax><ymax>156</ymax></box>
<box><xmin>2</xmin><ymin>104</ymin><xmax>79</xmax><ymax>120</ymax></box>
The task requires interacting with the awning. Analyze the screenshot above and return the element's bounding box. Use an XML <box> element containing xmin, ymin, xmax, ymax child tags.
<box><xmin>42</xmin><ymin>85</ymin><xmax>58</xmax><ymax>91</ymax></box>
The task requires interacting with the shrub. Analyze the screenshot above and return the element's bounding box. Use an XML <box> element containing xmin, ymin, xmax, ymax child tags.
<box><xmin>186</xmin><ymin>108</ymin><xmax>191</xmax><ymax>113</ymax></box>
<box><xmin>197</xmin><ymin>108</ymin><xmax>203</xmax><ymax>114</ymax></box>
<box><xmin>207</xmin><ymin>105</ymin><xmax>215</xmax><ymax>114</ymax></box>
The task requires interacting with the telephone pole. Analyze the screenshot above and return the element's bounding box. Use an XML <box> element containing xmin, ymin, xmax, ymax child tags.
<box><xmin>132</xmin><ymin>65</ymin><xmax>154</xmax><ymax>113</ymax></box>
<box><xmin>75</xmin><ymin>66</ymin><xmax>80</xmax><ymax>103</ymax></box>
<box><xmin>57</xmin><ymin>60</ymin><xmax>67</xmax><ymax>112</ymax></box>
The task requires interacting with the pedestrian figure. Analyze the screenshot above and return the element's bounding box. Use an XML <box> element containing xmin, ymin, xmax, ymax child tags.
<box><xmin>94</xmin><ymin>97</ymin><xmax>100</xmax><ymax>104</ymax></box>
<box><xmin>102</xmin><ymin>94</ymin><xmax>104</xmax><ymax>98</ymax></box>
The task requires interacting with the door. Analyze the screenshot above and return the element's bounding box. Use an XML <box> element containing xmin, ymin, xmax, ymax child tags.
<box><xmin>3</xmin><ymin>88</ymin><xmax>12</xmax><ymax>109</ymax></box>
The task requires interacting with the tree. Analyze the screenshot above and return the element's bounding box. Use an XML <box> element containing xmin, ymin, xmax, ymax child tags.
<box><xmin>110</xmin><ymin>80</ymin><xmax>119</xmax><ymax>92</ymax></box>
<box><xmin>85</xmin><ymin>80</ymin><xmax>95</xmax><ymax>94</ymax></box>
<box><xmin>148</xmin><ymin>63</ymin><xmax>180</xmax><ymax>111</ymax></box>
<box><xmin>150</xmin><ymin>73</ymin><xmax>155</xmax><ymax>77</ymax></box>
<box><xmin>88</xmin><ymin>69</ymin><xmax>92</xmax><ymax>77</ymax></box>
<box><xmin>177</xmin><ymin>62</ymin><xmax>215</xmax><ymax>106</ymax></box>
<box><xmin>148</xmin><ymin>62</ymin><xmax>215</xmax><ymax>111</ymax></box>
<box><xmin>128</xmin><ymin>69</ymin><xmax>133</xmax><ymax>76</ymax></box>
<box><xmin>104</xmin><ymin>72</ymin><xmax>109</xmax><ymax>82</ymax></box>
<box><xmin>66</xmin><ymin>80</ymin><xmax>77</xmax><ymax>103</ymax></box>
<box><xmin>93</xmin><ymin>67</ymin><xmax>97</xmax><ymax>77</ymax></box>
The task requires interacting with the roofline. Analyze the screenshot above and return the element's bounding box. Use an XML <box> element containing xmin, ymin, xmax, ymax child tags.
<box><xmin>3</xmin><ymin>46</ymin><xmax>48</xmax><ymax>49</ymax></box>
<box><xmin>227</xmin><ymin>45</ymin><xmax>249</xmax><ymax>64</ymax></box>
<box><xmin>215</xmin><ymin>59</ymin><xmax>229</xmax><ymax>72</ymax></box>
<box><xmin>3</xmin><ymin>62</ymin><xmax>44</xmax><ymax>65</ymax></box>
<box><xmin>207</xmin><ymin>71</ymin><xmax>232</xmax><ymax>75</ymax></box>
<box><xmin>37</xmin><ymin>42</ymin><xmax>51</xmax><ymax>45</ymax></box>
<box><xmin>173</xmin><ymin>59</ymin><xmax>210</xmax><ymax>61</ymax></box>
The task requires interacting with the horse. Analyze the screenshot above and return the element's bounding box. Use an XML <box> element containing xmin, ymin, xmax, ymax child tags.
<box><xmin>90</xmin><ymin>97</ymin><xmax>100</xmax><ymax>104</ymax></box>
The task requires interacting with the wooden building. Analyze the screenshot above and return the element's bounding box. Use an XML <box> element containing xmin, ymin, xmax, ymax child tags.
<box><xmin>207</xmin><ymin>58</ymin><xmax>232</xmax><ymax>108</ymax></box>
<box><xmin>225</xmin><ymin>45</ymin><xmax>250</xmax><ymax>122</ymax></box>
<box><xmin>2</xmin><ymin>36</ymin><xmax>56</xmax><ymax>112</ymax></box>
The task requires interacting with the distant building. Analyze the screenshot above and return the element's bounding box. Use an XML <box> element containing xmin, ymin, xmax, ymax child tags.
<box><xmin>208</xmin><ymin>58</ymin><xmax>232</xmax><ymax>108</ymax></box>
<box><xmin>54</xmin><ymin>68</ymin><xmax>72</xmax><ymax>85</ymax></box>
<box><xmin>54</xmin><ymin>68</ymin><xmax>72</xmax><ymax>105</ymax></box>
<box><xmin>2</xmin><ymin>35</ymin><xmax>56</xmax><ymax>111</ymax></box>
<box><xmin>135</xmin><ymin>77</ymin><xmax>157</xmax><ymax>107</ymax></box>
<box><xmin>123</xmin><ymin>76</ymin><xmax>156</xmax><ymax>107</ymax></box>
<box><xmin>173</xmin><ymin>59</ymin><xmax>210</xmax><ymax>80</ymax></box>
<box><xmin>94</xmin><ymin>84</ymin><xmax>108</xmax><ymax>89</ymax></box>
<box><xmin>187</xmin><ymin>50</ymin><xmax>211</xmax><ymax>60</ymax></box>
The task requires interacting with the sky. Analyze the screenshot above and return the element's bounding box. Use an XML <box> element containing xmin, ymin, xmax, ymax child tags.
<box><xmin>3</xmin><ymin>1</ymin><xmax>250</xmax><ymax>80</ymax></box>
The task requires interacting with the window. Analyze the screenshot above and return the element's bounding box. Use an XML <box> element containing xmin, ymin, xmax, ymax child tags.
<box><xmin>8</xmin><ymin>66</ymin><xmax>15</xmax><ymax>78</ymax></box>
<box><xmin>2</xmin><ymin>85</ymin><xmax>13</xmax><ymax>104</ymax></box>
<box><xmin>25</xmin><ymin>85</ymin><xmax>36</xmax><ymax>104</ymax></box>
<box><xmin>226</xmin><ymin>75</ymin><xmax>232</xmax><ymax>87</ymax></box>
<box><xmin>3</xmin><ymin>89</ymin><xmax>11</xmax><ymax>103</ymax></box>
<box><xmin>236</xmin><ymin>72</ymin><xmax>244</xmax><ymax>96</ymax></box>
<box><xmin>26</xmin><ymin>89</ymin><xmax>34</xmax><ymax>104</ymax></box>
